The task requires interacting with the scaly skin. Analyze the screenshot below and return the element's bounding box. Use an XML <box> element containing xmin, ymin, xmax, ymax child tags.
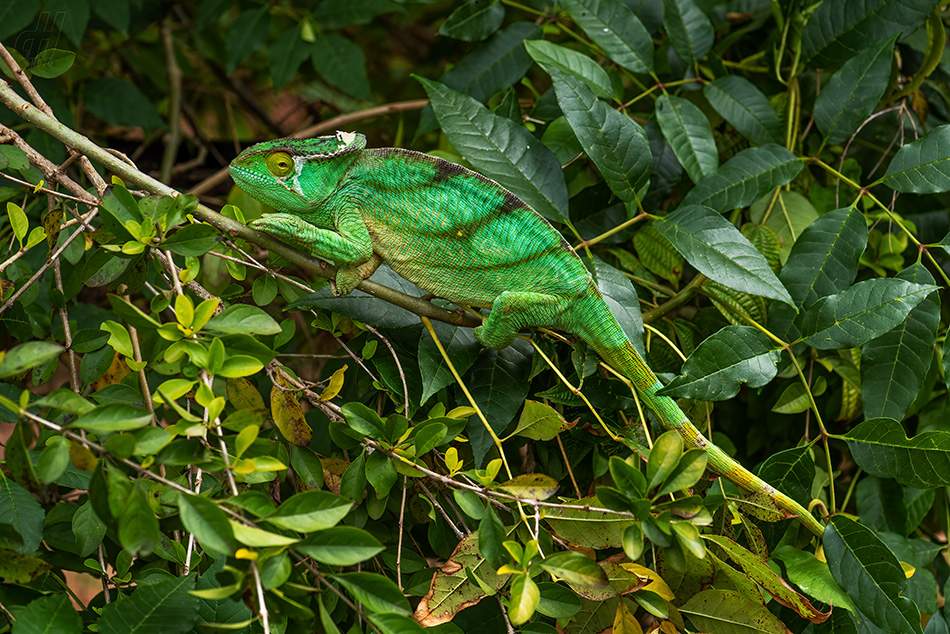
<box><xmin>230</xmin><ymin>131</ymin><xmax>824</xmax><ymax>537</ymax></box>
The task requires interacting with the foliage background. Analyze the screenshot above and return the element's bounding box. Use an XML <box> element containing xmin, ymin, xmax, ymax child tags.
<box><xmin>0</xmin><ymin>0</ymin><xmax>950</xmax><ymax>633</ymax></box>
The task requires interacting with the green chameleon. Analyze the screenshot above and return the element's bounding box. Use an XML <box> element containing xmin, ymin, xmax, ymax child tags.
<box><xmin>229</xmin><ymin>131</ymin><xmax>824</xmax><ymax>537</ymax></box>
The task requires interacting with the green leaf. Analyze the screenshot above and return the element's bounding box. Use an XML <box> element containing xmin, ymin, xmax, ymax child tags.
<box><xmin>118</xmin><ymin>485</ymin><xmax>159</xmax><ymax>557</ymax></box>
<box><xmin>37</xmin><ymin>436</ymin><xmax>70</xmax><ymax>484</ymax></box>
<box><xmin>204</xmin><ymin>304</ymin><xmax>281</xmax><ymax>335</ymax></box>
<box><xmin>418</xmin><ymin>77</ymin><xmax>569</xmax><ymax>222</ymax></box>
<box><xmin>478</xmin><ymin>504</ymin><xmax>507</xmax><ymax>569</ymax></box>
<box><xmin>365</xmin><ymin>450</ymin><xmax>398</xmax><ymax>498</ymax></box>
<box><xmin>882</xmin><ymin>124</ymin><xmax>950</xmax><ymax>193</ymax></box>
<box><xmin>822</xmin><ymin>515</ymin><xmax>923</xmax><ymax>634</ymax></box>
<box><xmin>85</xmin><ymin>77</ymin><xmax>164</xmax><ymax>128</ymax></box>
<box><xmin>539</xmin><ymin>551</ymin><xmax>608</xmax><ymax>588</ymax></box>
<box><xmin>72</xmin><ymin>501</ymin><xmax>106</xmax><ymax>558</ymax></box>
<box><xmin>816</xmin><ymin>33</ymin><xmax>897</xmax><ymax>145</ymax></box>
<box><xmin>334</xmin><ymin>572</ymin><xmax>411</xmax><ymax>616</ymax></box>
<box><xmin>655</xmin><ymin>94</ymin><xmax>718</xmax><ymax>183</ymax></box>
<box><xmin>609</xmin><ymin>456</ymin><xmax>646</xmax><ymax>499</ymax></box>
<box><xmin>800</xmin><ymin>279</ymin><xmax>939</xmax><ymax>349</ymax></box>
<box><xmin>419</xmin><ymin>321</ymin><xmax>480</xmax><ymax>405</ymax></box>
<box><xmin>311</xmin><ymin>33</ymin><xmax>372</xmax><ymax>101</ymax></box>
<box><xmin>862</xmin><ymin>263</ymin><xmax>940</xmax><ymax>421</ymax></box>
<box><xmin>802</xmin><ymin>0</ymin><xmax>940</xmax><ymax>67</ymax></box>
<box><xmin>98</xmin><ymin>574</ymin><xmax>199</xmax><ymax>634</ymax></box>
<box><xmin>703</xmin><ymin>76</ymin><xmax>782</xmax><ymax>146</ymax></box>
<box><xmin>0</xmin><ymin>474</ymin><xmax>44</xmax><ymax>553</ymax></box>
<box><xmin>295</xmin><ymin>527</ymin><xmax>384</xmax><ymax>566</ymax></box>
<box><xmin>226</xmin><ymin>7</ymin><xmax>270</xmax><ymax>74</ymax></box>
<box><xmin>705</xmin><ymin>535</ymin><xmax>830</xmax><ymax>622</ymax></box>
<box><xmin>0</xmin><ymin>341</ymin><xmax>63</xmax><ymax>379</ymax></box>
<box><xmin>659</xmin><ymin>326</ymin><xmax>782</xmax><ymax>400</ymax></box>
<box><xmin>178</xmin><ymin>494</ymin><xmax>237</xmax><ymax>555</ymax></box>
<box><xmin>0</xmin><ymin>1</ymin><xmax>37</xmax><ymax>41</ymax></box>
<box><xmin>265</xmin><ymin>491</ymin><xmax>353</xmax><ymax>532</ymax></box>
<box><xmin>527</xmin><ymin>40</ymin><xmax>613</xmax><ymax>99</ymax></box>
<box><xmin>507</xmin><ymin>400</ymin><xmax>575</xmax><ymax>441</ymax></box>
<box><xmin>560</xmin><ymin>0</ymin><xmax>654</xmax><ymax>74</ymax></box>
<box><xmin>11</xmin><ymin>594</ymin><xmax>81</xmax><ymax>633</ymax></box>
<box><xmin>508</xmin><ymin>574</ymin><xmax>540</xmax><ymax>625</ymax></box>
<box><xmin>647</xmin><ymin>431</ymin><xmax>683</xmax><ymax>491</ymax></box>
<box><xmin>657</xmin><ymin>449</ymin><xmax>707</xmax><ymax>495</ymax></box>
<box><xmin>162</xmin><ymin>224</ymin><xmax>220</xmax><ymax>256</ymax></box>
<box><xmin>779</xmin><ymin>206</ymin><xmax>869</xmax><ymax>308</ymax></box>
<box><xmin>680</xmin><ymin>589</ymin><xmax>791</xmax><ymax>633</ymax></box>
<box><xmin>441</xmin><ymin>22</ymin><xmax>540</xmax><ymax>103</ymax></box>
<box><xmin>341</xmin><ymin>402</ymin><xmax>386</xmax><ymax>439</ymax></box>
<box><xmin>30</xmin><ymin>48</ymin><xmax>76</xmax><ymax>79</ymax></box>
<box><xmin>837</xmin><ymin>417</ymin><xmax>950</xmax><ymax>488</ymax></box>
<box><xmin>269</xmin><ymin>26</ymin><xmax>311</xmax><ymax>92</ymax></box>
<box><xmin>662</xmin><ymin>0</ymin><xmax>714</xmax><ymax>64</ymax></box>
<box><xmin>68</xmin><ymin>403</ymin><xmax>152</xmax><ymax>432</ymax></box>
<box><xmin>439</xmin><ymin>0</ymin><xmax>505</xmax><ymax>41</ymax></box>
<box><xmin>771</xmin><ymin>545</ymin><xmax>856</xmax><ymax>611</ymax></box>
<box><xmin>546</xmin><ymin>68</ymin><xmax>652</xmax><ymax>202</ymax></box>
<box><xmin>229</xmin><ymin>520</ymin><xmax>298</xmax><ymax>547</ymax></box>
<box><xmin>6</xmin><ymin>202</ymin><xmax>26</xmax><ymax>246</ymax></box>
<box><xmin>757</xmin><ymin>446</ymin><xmax>815</xmax><ymax>507</ymax></box>
<box><xmin>496</xmin><ymin>473</ymin><xmax>559</xmax><ymax>501</ymax></box>
<box><xmin>653</xmin><ymin>205</ymin><xmax>794</xmax><ymax>305</ymax></box>
<box><xmin>681</xmin><ymin>144</ymin><xmax>802</xmax><ymax>212</ymax></box>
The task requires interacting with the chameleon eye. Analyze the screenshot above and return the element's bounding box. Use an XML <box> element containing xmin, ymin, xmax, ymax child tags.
<box><xmin>266</xmin><ymin>151</ymin><xmax>294</xmax><ymax>177</ymax></box>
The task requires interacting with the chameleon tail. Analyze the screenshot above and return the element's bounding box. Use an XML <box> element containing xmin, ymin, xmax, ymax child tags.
<box><xmin>574</xmin><ymin>297</ymin><xmax>824</xmax><ymax>537</ymax></box>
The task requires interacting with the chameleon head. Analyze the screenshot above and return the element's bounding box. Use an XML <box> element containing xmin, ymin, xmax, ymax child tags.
<box><xmin>229</xmin><ymin>131</ymin><xmax>367</xmax><ymax>213</ymax></box>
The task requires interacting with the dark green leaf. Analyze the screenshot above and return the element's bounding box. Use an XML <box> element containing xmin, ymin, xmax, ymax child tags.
<box><xmin>757</xmin><ymin>446</ymin><xmax>815</xmax><ymax>507</ymax></box>
<box><xmin>802</xmin><ymin>0</ymin><xmax>940</xmax><ymax>67</ymax></box>
<box><xmin>815</xmin><ymin>34</ymin><xmax>896</xmax><ymax>145</ymax></box>
<box><xmin>98</xmin><ymin>574</ymin><xmax>199</xmax><ymax>634</ymax></box>
<box><xmin>527</xmin><ymin>40</ymin><xmax>613</xmax><ymax>99</ymax></box>
<box><xmin>560</xmin><ymin>0</ymin><xmax>654</xmax><ymax>74</ymax></box>
<box><xmin>547</xmin><ymin>68</ymin><xmax>652</xmax><ymax>201</ymax></box>
<box><xmin>655</xmin><ymin>94</ymin><xmax>718</xmax><ymax>183</ymax></box>
<box><xmin>334</xmin><ymin>572</ymin><xmax>411</xmax><ymax>616</ymax></box>
<box><xmin>296</xmin><ymin>527</ymin><xmax>384</xmax><ymax>566</ymax></box>
<box><xmin>662</xmin><ymin>0</ymin><xmax>714</xmax><ymax>64</ymax></box>
<box><xmin>419</xmin><ymin>77</ymin><xmax>568</xmax><ymax>221</ymax></box>
<box><xmin>681</xmin><ymin>144</ymin><xmax>802</xmax><ymax>212</ymax></box>
<box><xmin>441</xmin><ymin>22</ymin><xmax>540</xmax><ymax>103</ymax></box>
<box><xmin>862</xmin><ymin>263</ymin><xmax>940</xmax><ymax>421</ymax></box>
<box><xmin>12</xmin><ymin>594</ymin><xmax>81</xmax><ymax>634</ymax></box>
<box><xmin>659</xmin><ymin>326</ymin><xmax>782</xmax><ymax>400</ymax></box>
<box><xmin>703</xmin><ymin>76</ymin><xmax>782</xmax><ymax>146</ymax></box>
<box><xmin>266</xmin><ymin>491</ymin><xmax>353</xmax><ymax>532</ymax></box>
<box><xmin>365</xmin><ymin>451</ymin><xmax>398</xmax><ymax>498</ymax></box>
<box><xmin>269</xmin><ymin>26</ymin><xmax>311</xmax><ymax>92</ymax></box>
<box><xmin>882</xmin><ymin>124</ymin><xmax>950</xmax><ymax>193</ymax></box>
<box><xmin>800</xmin><ymin>279</ymin><xmax>938</xmax><ymax>349</ymax></box>
<box><xmin>822</xmin><ymin>515</ymin><xmax>922</xmax><ymax>634</ymax></box>
<box><xmin>311</xmin><ymin>33</ymin><xmax>372</xmax><ymax>101</ymax></box>
<box><xmin>178</xmin><ymin>494</ymin><xmax>237</xmax><ymax>555</ymax></box>
<box><xmin>478</xmin><ymin>505</ymin><xmax>507</xmax><ymax>569</ymax></box>
<box><xmin>779</xmin><ymin>207</ymin><xmax>868</xmax><ymax>308</ymax></box>
<box><xmin>440</xmin><ymin>0</ymin><xmax>505</xmax><ymax>41</ymax></box>
<box><xmin>72</xmin><ymin>501</ymin><xmax>106</xmax><ymax>558</ymax></box>
<box><xmin>0</xmin><ymin>1</ymin><xmax>38</xmax><ymax>40</ymax></box>
<box><xmin>311</xmin><ymin>0</ymin><xmax>400</xmax><ymax>28</ymax></box>
<box><xmin>0</xmin><ymin>475</ymin><xmax>44</xmax><ymax>553</ymax></box>
<box><xmin>162</xmin><ymin>223</ymin><xmax>220</xmax><ymax>257</ymax></box>
<box><xmin>419</xmin><ymin>321</ymin><xmax>480</xmax><ymax>405</ymax></box>
<box><xmin>653</xmin><ymin>204</ymin><xmax>794</xmax><ymax>305</ymax></box>
<box><xmin>85</xmin><ymin>78</ymin><xmax>163</xmax><ymax>128</ymax></box>
<box><xmin>226</xmin><ymin>7</ymin><xmax>270</xmax><ymax>74</ymax></box>
<box><xmin>118</xmin><ymin>486</ymin><xmax>159</xmax><ymax>557</ymax></box>
<box><xmin>839</xmin><ymin>417</ymin><xmax>950</xmax><ymax>488</ymax></box>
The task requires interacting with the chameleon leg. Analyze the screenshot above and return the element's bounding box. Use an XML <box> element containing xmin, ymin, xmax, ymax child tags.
<box><xmin>251</xmin><ymin>212</ymin><xmax>372</xmax><ymax>265</ymax></box>
<box><xmin>475</xmin><ymin>291</ymin><xmax>566</xmax><ymax>349</ymax></box>
<box><xmin>335</xmin><ymin>253</ymin><xmax>382</xmax><ymax>295</ymax></box>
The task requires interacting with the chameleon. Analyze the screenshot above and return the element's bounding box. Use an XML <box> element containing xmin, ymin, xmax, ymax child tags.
<box><xmin>229</xmin><ymin>131</ymin><xmax>824</xmax><ymax>537</ymax></box>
